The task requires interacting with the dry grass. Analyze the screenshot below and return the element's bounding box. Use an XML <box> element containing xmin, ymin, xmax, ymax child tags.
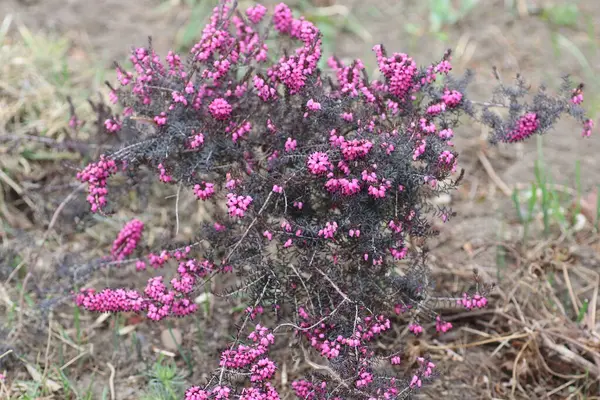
<box><xmin>418</xmin><ymin>235</ymin><xmax>600</xmax><ymax>399</ymax></box>
<box><xmin>0</xmin><ymin>15</ymin><xmax>108</xmax><ymax>234</ymax></box>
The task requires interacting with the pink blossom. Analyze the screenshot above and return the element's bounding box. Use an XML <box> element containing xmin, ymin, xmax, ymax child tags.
<box><xmin>111</xmin><ymin>219</ymin><xmax>144</xmax><ymax>261</ymax></box>
<box><xmin>435</xmin><ymin>315</ymin><xmax>453</xmax><ymax>333</ymax></box>
<box><xmin>583</xmin><ymin>118</ymin><xmax>594</xmax><ymax>137</ymax></box>
<box><xmin>457</xmin><ymin>292</ymin><xmax>488</xmax><ymax>310</ymax></box>
<box><xmin>318</xmin><ymin>221</ymin><xmax>338</xmax><ymax>239</ymax></box>
<box><xmin>272</xmin><ymin>185</ymin><xmax>283</xmax><ymax>193</ymax></box>
<box><xmin>409</xmin><ymin>323</ymin><xmax>423</xmax><ymax>335</ymax></box>
<box><xmin>77</xmin><ymin>155</ymin><xmax>119</xmax><ymax>213</ymax></box>
<box><xmin>439</xmin><ymin>128</ymin><xmax>454</xmax><ymax>139</ymax></box>
<box><xmin>435</xmin><ymin>59</ymin><xmax>452</xmax><ymax>74</ymax></box>
<box><xmin>306</xmin><ymin>98</ymin><xmax>321</xmax><ymax>111</ymax></box>
<box><xmin>285</xmin><ymin>137</ymin><xmax>297</xmax><ymax>152</ymax></box>
<box><xmin>373</xmin><ymin>44</ymin><xmax>417</xmax><ymax>99</ymax></box>
<box><xmin>104</xmin><ymin>118</ymin><xmax>121</xmax><ymax>133</ymax></box>
<box><xmin>209</xmin><ymin>98</ymin><xmax>233</xmax><ymax>120</ymax></box>
<box><xmin>273</xmin><ymin>3</ymin><xmax>293</xmax><ymax>33</ymax></box>
<box><xmin>226</xmin><ymin>193</ymin><xmax>253</xmax><ymax>218</ymax></box>
<box><xmin>158</xmin><ymin>163</ymin><xmax>172</xmax><ymax>183</ymax></box>
<box><xmin>154</xmin><ymin>112</ymin><xmax>167</xmax><ymax>126</ymax></box>
<box><xmin>188</xmin><ymin>133</ymin><xmax>205</xmax><ymax>149</ymax></box>
<box><xmin>193</xmin><ymin>182</ymin><xmax>215</xmax><ymax>200</ymax></box>
<box><xmin>506</xmin><ymin>112</ymin><xmax>539</xmax><ymax>142</ymax></box>
<box><xmin>442</xmin><ymin>89</ymin><xmax>463</xmax><ymax>107</ymax></box>
<box><xmin>307</xmin><ymin>152</ymin><xmax>332</xmax><ymax>175</ymax></box>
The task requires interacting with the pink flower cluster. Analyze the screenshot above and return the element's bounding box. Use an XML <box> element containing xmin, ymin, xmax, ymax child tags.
<box><xmin>409</xmin><ymin>357</ymin><xmax>436</xmax><ymax>388</ymax></box>
<box><xmin>209</xmin><ymin>98</ymin><xmax>233</xmax><ymax>120</ymax></box>
<box><xmin>409</xmin><ymin>323</ymin><xmax>423</xmax><ymax>335</ymax></box>
<box><xmin>246</xmin><ymin>4</ymin><xmax>267</xmax><ymax>24</ymax></box>
<box><xmin>457</xmin><ymin>292</ymin><xmax>488</xmax><ymax>310</ymax></box>
<box><xmin>297</xmin><ymin>307</ymin><xmax>391</xmax><ymax>360</ymax></box>
<box><xmin>441</xmin><ymin>89</ymin><xmax>463</xmax><ymax>107</ymax></box>
<box><xmin>325</xmin><ymin>177</ymin><xmax>361</xmax><ymax>196</ymax></box>
<box><xmin>111</xmin><ymin>219</ymin><xmax>144</xmax><ymax>261</ymax></box>
<box><xmin>506</xmin><ymin>112</ymin><xmax>539</xmax><ymax>142</ymax></box>
<box><xmin>104</xmin><ymin>118</ymin><xmax>121</xmax><ymax>133</ymax></box>
<box><xmin>193</xmin><ymin>182</ymin><xmax>215</xmax><ymax>200</ymax></box>
<box><xmin>76</xmin><ymin>247</ymin><xmax>222</xmax><ymax>320</ymax></box>
<box><xmin>189</xmin><ymin>132</ymin><xmax>205</xmax><ymax>149</ymax></box>
<box><xmin>572</xmin><ymin>86</ymin><xmax>584</xmax><ymax>105</ymax></box>
<box><xmin>285</xmin><ymin>137</ymin><xmax>297</xmax><ymax>152</ymax></box>
<box><xmin>307</xmin><ymin>152</ymin><xmax>332</xmax><ymax>175</ymax></box>
<box><xmin>373</xmin><ymin>44</ymin><xmax>418</xmax><ymax>99</ymax></box>
<box><xmin>267</xmin><ymin>3</ymin><xmax>322</xmax><ymax>94</ymax></box>
<box><xmin>317</xmin><ymin>221</ymin><xmax>338</xmax><ymax>239</ymax></box>
<box><xmin>292</xmin><ymin>379</ymin><xmax>327</xmax><ymax>400</ymax></box>
<box><xmin>306</xmin><ymin>98</ymin><xmax>321</xmax><ymax>112</ymax></box>
<box><xmin>158</xmin><ymin>163</ymin><xmax>172</xmax><ymax>183</ymax></box>
<box><xmin>226</xmin><ymin>193</ymin><xmax>253</xmax><ymax>217</ymax></box>
<box><xmin>76</xmin><ymin>155</ymin><xmax>118</xmax><ymax>213</ymax></box>
<box><xmin>217</xmin><ymin>324</ymin><xmax>275</xmax><ymax>373</ymax></box>
<box><xmin>583</xmin><ymin>118</ymin><xmax>594</xmax><ymax>137</ymax></box>
<box><xmin>250</xmin><ymin>358</ymin><xmax>276</xmax><ymax>382</ymax></box>
<box><xmin>328</xmin><ymin>57</ymin><xmax>367</xmax><ymax>97</ymax></box>
<box><xmin>435</xmin><ymin>316</ymin><xmax>453</xmax><ymax>333</ymax></box>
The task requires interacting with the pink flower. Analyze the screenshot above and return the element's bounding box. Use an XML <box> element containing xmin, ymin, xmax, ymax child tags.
<box><xmin>111</xmin><ymin>219</ymin><xmax>144</xmax><ymax>261</ymax></box>
<box><xmin>104</xmin><ymin>118</ymin><xmax>121</xmax><ymax>133</ymax></box>
<box><xmin>188</xmin><ymin>133</ymin><xmax>205</xmax><ymax>149</ymax></box>
<box><xmin>442</xmin><ymin>89</ymin><xmax>463</xmax><ymax>107</ymax></box>
<box><xmin>209</xmin><ymin>98</ymin><xmax>233</xmax><ymax>120</ymax></box>
<box><xmin>318</xmin><ymin>221</ymin><xmax>338</xmax><ymax>239</ymax></box>
<box><xmin>373</xmin><ymin>44</ymin><xmax>417</xmax><ymax>99</ymax></box>
<box><xmin>439</xmin><ymin>128</ymin><xmax>454</xmax><ymax>139</ymax></box>
<box><xmin>413</xmin><ymin>139</ymin><xmax>426</xmax><ymax>160</ymax></box>
<box><xmin>272</xmin><ymin>185</ymin><xmax>283</xmax><ymax>193</ymax></box>
<box><xmin>226</xmin><ymin>193</ymin><xmax>253</xmax><ymax>218</ymax></box>
<box><xmin>435</xmin><ymin>316</ymin><xmax>453</xmax><ymax>333</ymax></box>
<box><xmin>435</xmin><ymin>59</ymin><xmax>452</xmax><ymax>74</ymax></box>
<box><xmin>246</xmin><ymin>4</ymin><xmax>267</xmax><ymax>24</ymax></box>
<box><xmin>158</xmin><ymin>163</ymin><xmax>172</xmax><ymax>183</ymax></box>
<box><xmin>77</xmin><ymin>155</ymin><xmax>119</xmax><ymax>213</ymax></box>
<box><xmin>285</xmin><ymin>137</ymin><xmax>297</xmax><ymax>152</ymax></box>
<box><xmin>193</xmin><ymin>182</ymin><xmax>215</xmax><ymax>200</ymax></box>
<box><xmin>306</xmin><ymin>98</ymin><xmax>321</xmax><ymax>111</ymax></box>
<box><xmin>457</xmin><ymin>292</ymin><xmax>489</xmax><ymax>310</ymax></box>
<box><xmin>583</xmin><ymin>118</ymin><xmax>594</xmax><ymax>137</ymax></box>
<box><xmin>154</xmin><ymin>112</ymin><xmax>167</xmax><ymax>126</ymax></box>
<box><xmin>409</xmin><ymin>323</ymin><xmax>423</xmax><ymax>335</ymax></box>
<box><xmin>572</xmin><ymin>86</ymin><xmax>584</xmax><ymax>105</ymax></box>
<box><xmin>506</xmin><ymin>112</ymin><xmax>539</xmax><ymax>142</ymax></box>
<box><xmin>307</xmin><ymin>152</ymin><xmax>332</xmax><ymax>175</ymax></box>
<box><xmin>273</xmin><ymin>3</ymin><xmax>293</xmax><ymax>33</ymax></box>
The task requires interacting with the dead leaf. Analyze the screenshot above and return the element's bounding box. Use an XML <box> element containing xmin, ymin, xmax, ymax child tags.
<box><xmin>160</xmin><ymin>328</ymin><xmax>182</xmax><ymax>351</ymax></box>
<box><xmin>25</xmin><ymin>363</ymin><xmax>61</xmax><ymax>392</ymax></box>
<box><xmin>578</xmin><ymin>187</ymin><xmax>598</xmax><ymax>224</ymax></box>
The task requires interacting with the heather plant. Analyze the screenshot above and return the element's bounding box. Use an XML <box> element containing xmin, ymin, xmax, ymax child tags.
<box><xmin>71</xmin><ymin>1</ymin><xmax>594</xmax><ymax>399</ymax></box>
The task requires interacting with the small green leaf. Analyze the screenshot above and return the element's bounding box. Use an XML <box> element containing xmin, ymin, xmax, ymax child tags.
<box><xmin>542</xmin><ymin>4</ymin><xmax>580</xmax><ymax>27</ymax></box>
<box><xmin>576</xmin><ymin>299</ymin><xmax>589</xmax><ymax>323</ymax></box>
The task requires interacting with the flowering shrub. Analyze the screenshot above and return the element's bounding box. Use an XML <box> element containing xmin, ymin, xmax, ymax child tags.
<box><xmin>72</xmin><ymin>1</ymin><xmax>593</xmax><ymax>398</ymax></box>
